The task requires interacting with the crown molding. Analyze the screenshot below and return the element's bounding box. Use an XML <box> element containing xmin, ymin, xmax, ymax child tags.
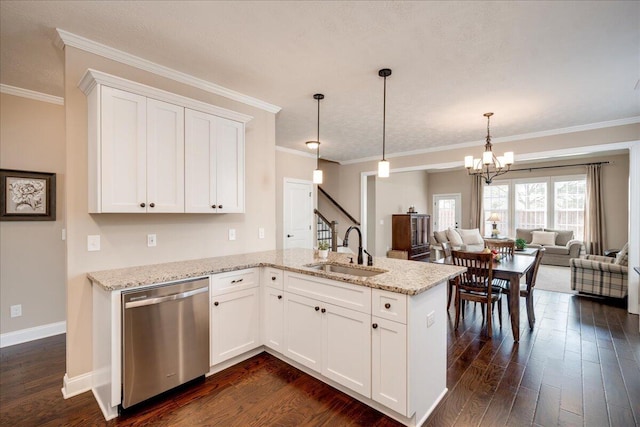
<box><xmin>55</xmin><ymin>28</ymin><xmax>281</xmax><ymax>114</ymax></box>
<box><xmin>341</xmin><ymin>116</ymin><xmax>640</xmax><ymax>165</ymax></box>
<box><xmin>79</xmin><ymin>69</ymin><xmax>253</xmax><ymax>123</ymax></box>
<box><xmin>276</xmin><ymin>145</ymin><xmax>316</xmax><ymax>159</ymax></box>
<box><xmin>0</xmin><ymin>84</ymin><xmax>64</xmax><ymax>105</ymax></box>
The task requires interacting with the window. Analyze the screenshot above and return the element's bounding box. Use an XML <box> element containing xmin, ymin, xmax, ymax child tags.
<box><xmin>483</xmin><ymin>184</ymin><xmax>509</xmax><ymax>236</ymax></box>
<box><xmin>483</xmin><ymin>175</ymin><xmax>586</xmax><ymax>239</ymax></box>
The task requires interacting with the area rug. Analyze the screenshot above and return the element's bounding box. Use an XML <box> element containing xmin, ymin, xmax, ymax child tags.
<box><xmin>531</xmin><ymin>264</ymin><xmax>575</xmax><ymax>294</ymax></box>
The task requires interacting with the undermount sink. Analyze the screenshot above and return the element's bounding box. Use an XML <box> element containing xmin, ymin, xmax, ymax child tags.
<box><xmin>305</xmin><ymin>262</ymin><xmax>387</xmax><ymax>277</ymax></box>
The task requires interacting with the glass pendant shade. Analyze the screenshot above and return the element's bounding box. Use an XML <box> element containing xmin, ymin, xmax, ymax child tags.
<box><xmin>378</xmin><ymin>160</ymin><xmax>390</xmax><ymax>178</ymax></box>
<box><xmin>306</xmin><ymin>141</ymin><xmax>319</xmax><ymax>150</ymax></box>
<box><xmin>313</xmin><ymin>168</ymin><xmax>323</xmax><ymax>184</ymax></box>
<box><xmin>464</xmin><ymin>156</ymin><xmax>474</xmax><ymax>168</ymax></box>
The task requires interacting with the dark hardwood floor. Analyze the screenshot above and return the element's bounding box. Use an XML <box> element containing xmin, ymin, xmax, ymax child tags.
<box><xmin>1</xmin><ymin>290</ymin><xmax>638</xmax><ymax>426</ymax></box>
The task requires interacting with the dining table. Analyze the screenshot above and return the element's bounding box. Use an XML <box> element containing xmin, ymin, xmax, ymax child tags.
<box><xmin>436</xmin><ymin>253</ymin><xmax>537</xmax><ymax>342</ymax></box>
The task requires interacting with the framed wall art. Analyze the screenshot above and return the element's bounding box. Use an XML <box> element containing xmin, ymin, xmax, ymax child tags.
<box><xmin>0</xmin><ymin>169</ymin><xmax>56</xmax><ymax>221</ymax></box>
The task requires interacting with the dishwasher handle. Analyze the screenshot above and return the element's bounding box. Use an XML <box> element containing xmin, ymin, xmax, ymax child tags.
<box><xmin>125</xmin><ymin>286</ymin><xmax>208</xmax><ymax>309</ymax></box>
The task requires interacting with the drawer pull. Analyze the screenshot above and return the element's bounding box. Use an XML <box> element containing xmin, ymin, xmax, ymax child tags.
<box><xmin>218</xmin><ymin>205</ymin><xmax>223</xmax><ymax>209</ymax></box>
<box><xmin>149</xmin><ymin>203</ymin><xmax>155</xmax><ymax>208</ymax></box>
<box><xmin>140</xmin><ymin>203</ymin><xmax>146</xmax><ymax>208</ymax></box>
<box><xmin>372</xmin><ymin>323</ymin><xmax>378</xmax><ymax>329</ymax></box>
<box><xmin>214</xmin><ymin>301</ymin><xmax>219</xmax><ymax>306</ymax></box>
<box><xmin>321</xmin><ymin>308</ymin><xmax>326</xmax><ymax>313</ymax></box>
<box><xmin>231</xmin><ymin>278</ymin><xmax>244</xmax><ymax>284</ymax></box>
<box><xmin>271</xmin><ymin>276</ymin><xmax>277</xmax><ymax>281</ymax></box>
<box><xmin>385</xmin><ymin>303</ymin><xmax>391</xmax><ymax>309</ymax></box>
<box><xmin>315</xmin><ymin>306</ymin><xmax>320</xmax><ymax>311</ymax></box>
<box><xmin>277</xmin><ymin>295</ymin><xmax>282</xmax><ymax>300</ymax></box>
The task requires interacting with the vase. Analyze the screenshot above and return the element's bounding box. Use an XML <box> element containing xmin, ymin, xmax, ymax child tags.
<box><xmin>318</xmin><ymin>249</ymin><xmax>329</xmax><ymax>259</ymax></box>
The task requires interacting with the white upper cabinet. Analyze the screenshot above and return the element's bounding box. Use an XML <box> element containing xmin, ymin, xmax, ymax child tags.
<box><xmin>80</xmin><ymin>69</ymin><xmax>251</xmax><ymax>214</ymax></box>
<box><xmin>185</xmin><ymin>109</ymin><xmax>244</xmax><ymax>213</ymax></box>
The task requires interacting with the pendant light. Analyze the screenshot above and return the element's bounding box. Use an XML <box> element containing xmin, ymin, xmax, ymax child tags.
<box><xmin>378</xmin><ymin>68</ymin><xmax>392</xmax><ymax>178</ymax></box>
<box><xmin>464</xmin><ymin>112</ymin><xmax>514</xmax><ymax>184</ymax></box>
<box><xmin>305</xmin><ymin>93</ymin><xmax>324</xmax><ymax>184</ymax></box>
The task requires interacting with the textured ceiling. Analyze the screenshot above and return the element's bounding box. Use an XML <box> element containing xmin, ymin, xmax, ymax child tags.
<box><xmin>1</xmin><ymin>1</ymin><xmax>638</xmax><ymax>162</ymax></box>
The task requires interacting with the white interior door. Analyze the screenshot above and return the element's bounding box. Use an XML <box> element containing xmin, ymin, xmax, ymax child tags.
<box><xmin>433</xmin><ymin>194</ymin><xmax>461</xmax><ymax>231</ymax></box>
<box><xmin>283</xmin><ymin>178</ymin><xmax>314</xmax><ymax>249</ymax></box>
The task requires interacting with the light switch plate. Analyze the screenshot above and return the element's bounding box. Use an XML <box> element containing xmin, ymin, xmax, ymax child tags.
<box><xmin>87</xmin><ymin>235</ymin><xmax>100</xmax><ymax>251</ymax></box>
<box><xmin>259</xmin><ymin>227</ymin><xmax>265</xmax><ymax>239</ymax></box>
<box><xmin>147</xmin><ymin>234</ymin><xmax>157</xmax><ymax>247</ymax></box>
<box><xmin>427</xmin><ymin>311</ymin><xmax>435</xmax><ymax>327</ymax></box>
<box><xmin>228</xmin><ymin>228</ymin><xmax>236</xmax><ymax>241</ymax></box>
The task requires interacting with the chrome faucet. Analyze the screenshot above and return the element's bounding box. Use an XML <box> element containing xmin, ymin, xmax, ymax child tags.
<box><xmin>343</xmin><ymin>226</ymin><xmax>363</xmax><ymax>265</ymax></box>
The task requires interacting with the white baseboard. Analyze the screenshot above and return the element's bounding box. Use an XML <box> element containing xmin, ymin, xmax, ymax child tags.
<box><xmin>61</xmin><ymin>372</ymin><xmax>93</xmax><ymax>399</ymax></box>
<box><xmin>0</xmin><ymin>321</ymin><xmax>66</xmax><ymax>348</ymax></box>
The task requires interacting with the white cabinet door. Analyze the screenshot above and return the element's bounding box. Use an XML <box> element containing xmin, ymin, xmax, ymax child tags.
<box><xmin>185</xmin><ymin>109</ymin><xmax>245</xmax><ymax>213</ymax></box>
<box><xmin>322</xmin><ymin>303</ymin><xmax>371</xmax><ymax>397</ymax></box>
<box><xmin>371</xmin><ymin>317</ymin><xmax>407</xmax><ymax>415</ymax></box>
<box><xmin>100</xmin><ymin>86</ymin><xmax>147</xmax><ymax>213</ymax></box>
<box><xmin>210</xmin><ymin>287</ymin><xmax>259</xmax><ymax>366</ymax></box>
<box><xmin>215</xmin><ymin>117</ymin><xmax>244</xmax><ymax>213</ymax></box>
<box><xmin>284</xmin><ymin>293</ymin><xmax>322</xmax><ymax>373</ymax></box>
<box><xmin>146</xmin><ymin>99</ymin><xmax>184</xmax><ymax>213</ymax></box>
<box><xmin>262</xmin><ymin>286</ymin><xmax>284</xmax><ymax>352</ymax></box>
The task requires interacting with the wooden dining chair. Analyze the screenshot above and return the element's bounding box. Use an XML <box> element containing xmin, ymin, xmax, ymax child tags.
<box><xmin>442</xmin><ymin>242</ymin><xmax>455</xmax><ymax>309</ymax></box>
<box><xmin>520</xmin><ymin>247</ymin><xmax>545</xmax><ymax>329</ymax></box>
<box><xmin>484</xmin><ymin>239</ymin><xmax>515</xmax><ymax>256</ymax></box>
<box><xmin>451</xmin><ymin>250</ymin><xmax>502</xmax><ymax>338</ymax></box>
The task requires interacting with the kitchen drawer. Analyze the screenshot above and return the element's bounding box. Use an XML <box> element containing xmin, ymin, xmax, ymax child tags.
<box><xmin>284</xmin><ymin>272</ymin><xmax>371</xmax><ymax>314</ymax></box>
<box><xmin>210</xmin><ymin>268</ymin><xmax>259</xmax><ymax>296</ymax></box>
<box><xmin>372</xmin><ymin>288</ymin><xmax>407</xmax><ymax>324</ymax></box>
<box><xmin>263</xmin><ymin>267</ymin><xmax>284</xmax><ymax>290</ymax></box>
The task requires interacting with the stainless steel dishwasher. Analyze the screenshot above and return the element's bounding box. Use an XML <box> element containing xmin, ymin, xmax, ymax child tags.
<box><xmin>122</xmin><ymin>277</ymin><xmax>209</xmax><ymax>409</ymax></box>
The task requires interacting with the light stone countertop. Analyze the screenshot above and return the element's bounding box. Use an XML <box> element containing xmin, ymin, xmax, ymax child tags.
<box><xmin>87</xmin><ymin>248</ymin><xmax>466</xmax><ymax>296</ymax></box>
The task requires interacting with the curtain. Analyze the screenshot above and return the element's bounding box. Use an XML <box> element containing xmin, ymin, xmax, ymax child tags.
<box><xmin>470</xmin><ymin>175</ymin><xmax>483</xmax><ymax>229</ymax></box>
<box><xmin>585</xmin><ymin>164</ymin><xmax>606</xmax><ymax>255</ymax></box>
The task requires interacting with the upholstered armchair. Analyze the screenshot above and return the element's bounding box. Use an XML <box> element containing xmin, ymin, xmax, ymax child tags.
<box><xmin>570</xmin><ymin>243</ymin><xmax>629</xmax><ymax>298</ymax></box>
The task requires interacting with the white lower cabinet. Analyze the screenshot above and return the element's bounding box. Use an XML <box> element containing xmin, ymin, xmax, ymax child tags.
<box><xmin>283</xmin><ymin>274</ymin><xmax>372</xmax><ymax>398</ymax></box>
<box><xmin>262</xmin><ymin>285</ymin><xmax>284</xmax><ymax>352</ymax></box>
<box><xmin>210</xmin><ymin>286</ymin><xmax>259</xmax><ymax>366</ymax></box>
<box><xmin>371</xmin><ymin>316</ymin><xmax>407</xmax><ymax>415</ymax></box>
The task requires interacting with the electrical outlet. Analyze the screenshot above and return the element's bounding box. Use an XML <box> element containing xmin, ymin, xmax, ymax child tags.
<box><xmin>259</xmin><ymin>227</ymin><xmax>265</xmax><ymax>239</ymax></box>
<box><xmin>147</xmin><ymin>234</ymin><xmax>157</xmax><ymax>247</ymax></box>
<box><xmin>427</xmin><ymin>311</ymin><xmax>435</xmax><ymax>327</ymax></box>
<box><xmin>10</xmin><ymin>304</ymin><xmax>22</xmax><ymax>318</ymax></box>
<box><xmin>61</xmin><ymin>229</ymin><xmax>66</xmax><ymax>241</ymax></box>
<box><xmin>228</xmin><ymin>228</ymin><xmax>236</xmax><ymax>241</ymax></box>
<box><xmin>87</xmin><ymin>235</ymin><xmax>100</xmax><ymax>251</ymax></box>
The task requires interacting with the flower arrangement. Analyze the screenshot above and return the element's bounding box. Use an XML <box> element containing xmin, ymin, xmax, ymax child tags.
<box><xmin>490</xmin><ymin>249</ymin><xmax>502</xmax><ymax>262</ymax></box>
<box><xmin>318</xmin><ymin>241</ymin><xmax>330</xmax><ymax>251</ymax></box>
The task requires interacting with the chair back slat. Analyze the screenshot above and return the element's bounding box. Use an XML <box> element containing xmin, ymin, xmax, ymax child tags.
<box><xmin>527</xmin><ymin>247</ymin><xmax>546</xmax><ymax>289</ymax></box>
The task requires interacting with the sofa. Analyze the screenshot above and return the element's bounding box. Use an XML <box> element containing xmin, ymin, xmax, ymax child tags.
<box><xmin>430</xmin><ymin>228</ymin><xmax>485</xmax><ymax>259</ymax></box>
<box><xmin>570</xmin><ymin>243</ymin><xmax>628</xmax><ymax>298</ymax></box>
<box><xmin>515</xmin><ymin>228</ymin><xmax>582</xmax><ymax>267</ymax></box>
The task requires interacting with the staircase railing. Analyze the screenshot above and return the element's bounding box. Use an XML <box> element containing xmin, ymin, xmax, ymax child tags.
<box><xmin>318</xmin><ymin>186</ymin><xmax>360</xmax><ymax>226</ymax></box>
<box><xmin>314</xmin><ymin>209</ymin><xmax>338</xmax><ymax>252</ymax></box>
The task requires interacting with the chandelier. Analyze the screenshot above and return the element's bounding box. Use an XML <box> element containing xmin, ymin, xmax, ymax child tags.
<box><xmin>464</xmin><ymin>112</ymin><xmax>514</xmax><ymax>184</ymax></box>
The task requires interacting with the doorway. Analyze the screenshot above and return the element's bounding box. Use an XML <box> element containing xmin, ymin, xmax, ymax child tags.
<box><xmin>283</xmin><ymin>178</ymin><xmax>314</xmax><ymax>249</ymax></box>
<box><xmin>433</xmin><ymin>194</ymin><xmax>461</xmax><ymax>231</ymax></box>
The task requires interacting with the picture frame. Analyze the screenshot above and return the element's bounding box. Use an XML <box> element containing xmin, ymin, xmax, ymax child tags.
<box><xmin>0</xmin><ymin>169</ymin><xmax>56</xmax><ymax>221</ymax></box>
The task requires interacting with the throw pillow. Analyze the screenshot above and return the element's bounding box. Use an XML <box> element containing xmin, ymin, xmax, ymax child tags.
<box><xmin>515</xmin><ymin>228</ymin><xmax>542</xmax><ymax>244</ymax></box>
<box><xmin>434</xmin><ymin>230</ymin><xmax>448</xmax><ymax>244</ymax></box>
<box><xmin>544</xmin><ymin>229</ymin><xmax>573</xmax><ymax>246</ymax></box>
<box><xmin>615</xmin><ymin>243</ymin><xmax>629</xmax><ymax>266</ymax></box>
<box><xmin>531</xmin><ymin>230</ymin><xmax>557</xmax><ymax>246</ymax></box>
<box><xmin>456</xmin><ymin>228</ymin><xmax>484</xmax><ymax>245</ymax></box>
<box><xmin>446</xmin><ymin>228</ymin><xmax>464</xmax><ymax>246</ymax></box>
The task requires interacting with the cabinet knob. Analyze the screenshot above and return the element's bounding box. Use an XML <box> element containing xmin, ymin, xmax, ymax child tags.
<box><xmin>149</xmin><ymin>203</ymin><xmax>155</xmax><ymax>208</ymax></box>
<box><xmin>211</xmin><ymin>205</ymin><xmax>216</xmax><ymax>209</ymax></box>
<box><xmin>218</xmin><ymin>205</ymin><xmax>223</xmax><ymax>209</ymax></box>
<box><xmin>372</xmin><ymin>323</ymin><xmax>378</xmax><ymax>329</ymax></box>
<box><xmin>385</xmin><ymin>303</ymin><xmax>391</xmax><ymax>309</ymax></box>
<box><xmin>214</xmin><ymin>301</ymin><xmax>219</xmax><ymax>306</ymax></box>
<box><xmin>315</xmin><ymin>306</ymin><xmax>320</xmax><ymax>311</ymax></box>
<box><xmin>272</xmin><ymin>276</ymin><xmax>277</xmax><ymax>281</ymax></box>
<box><xmin>140</xmin><ymin>203</ymin><xmax>146</xmax><ymax>208</ymax></box>
<box><xmin>277</xmin><ymin>295</ymin><xmax>282</xmax><ymax>300</ymax></box>
<box><xmin>321</xmin><ymin>308</ymin><xmax>326</xmax><ymax>313</ymax></box>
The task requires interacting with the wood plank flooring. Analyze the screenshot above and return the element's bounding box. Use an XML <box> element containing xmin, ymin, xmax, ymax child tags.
<box><xmin>1</xmin><ymin>289</ymin><xmax>638</xmax><ymax>426</ymax></box>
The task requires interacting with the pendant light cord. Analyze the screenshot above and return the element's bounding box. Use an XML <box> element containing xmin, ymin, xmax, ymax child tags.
<box><xmin>382</xmin><ymin>75</ymin><xmax>387</xmax><ymax>161</ymax></box>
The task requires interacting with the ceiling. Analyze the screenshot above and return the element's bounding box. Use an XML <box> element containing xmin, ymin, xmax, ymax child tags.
<box><xmin>1</xmin><ymin>1</ymin><xmax>638</xmax><ymax>163</ymax></box>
